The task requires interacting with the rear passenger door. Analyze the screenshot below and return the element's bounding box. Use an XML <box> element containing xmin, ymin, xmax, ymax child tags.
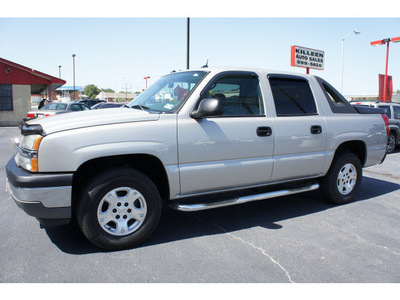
<box><xmin>267</xmin><ymin>74</ymin><xmax>327</xmax><ymax>182</ymax></box>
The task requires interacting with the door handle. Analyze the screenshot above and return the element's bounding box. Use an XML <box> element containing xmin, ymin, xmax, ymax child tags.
<box><xmin>257</xmin><ymin>126</ymin><xmax>272</xmax><ymax>137</ymax></box>
<box><xmin>310</xmin><ymin>125</ymin><xmax>322</xmax><ymax>134</ymax></box>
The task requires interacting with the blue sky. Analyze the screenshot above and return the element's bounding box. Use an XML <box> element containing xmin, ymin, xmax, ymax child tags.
<box><xmin>1</xmin><ymin>2</ymin><xmax>399</xmax><ymax>96</ymax></box>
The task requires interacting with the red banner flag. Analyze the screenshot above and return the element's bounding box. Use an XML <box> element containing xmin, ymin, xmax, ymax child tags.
<box><xmin>379</xmin><ymin>74</ymin><xmax>393</xmax><ymax>102</ymax></box>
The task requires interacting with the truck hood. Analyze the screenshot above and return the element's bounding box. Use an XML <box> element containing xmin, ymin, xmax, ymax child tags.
<box><xmin>27</xmin><ymin>107</ymin><xmax>160</xmax><ymax>135</ymax></box>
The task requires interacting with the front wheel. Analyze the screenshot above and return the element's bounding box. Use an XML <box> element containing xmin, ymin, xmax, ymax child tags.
<box><xmin>76</xmin><ymin>167</ymin><xmax>162</xmax><ymax>250</ymax></box>
<box><xmin>387</xmin><ymin>132</ymin><xmax>396</xmax><ymax>154</ymax></box>
<box><xmin>320</xmin><ymin>152</ymin><xmax>362</xmax><ymax>205</ymax></box>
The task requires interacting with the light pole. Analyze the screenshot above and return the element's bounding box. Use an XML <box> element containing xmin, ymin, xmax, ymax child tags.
<box><xmin>340</xmin><ymin>30</ymin><xmax>361</xmax><ymax>93</ymax></box>
<box><xmin>72</xmin><ymin>54</ymin><xmax>76</xmax><ymax>100</ymax></box>
<box><xmin>371</xmin><ymin>36</ymin><xmax>400</xmax><ymax>102</ymax></box>
<box><xmin>58</xmin><ymin>65</ymin><xmax>62</xmax><ymax>79</ymax></box>
<box><xmin>143</xmin><ymin>76</ymin><xmax>150</xmax><ymax>89</ymax></box>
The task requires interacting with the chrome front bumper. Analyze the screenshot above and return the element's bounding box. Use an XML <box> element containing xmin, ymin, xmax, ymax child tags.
<box><xmin>6</xmin><ymin>157</ymin><xmax>73</xmax><ymax>226</ymax></box>
<box><xmin>7</xmin><ymin>179</ymin><xmax>72</xmax><ymax>207</ymax></box>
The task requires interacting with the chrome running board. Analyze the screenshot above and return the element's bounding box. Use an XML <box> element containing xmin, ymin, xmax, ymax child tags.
<box><xmin>171</xmin><ymin>183</ymin><xmax>320</xmax><ymax>212</ymax></box>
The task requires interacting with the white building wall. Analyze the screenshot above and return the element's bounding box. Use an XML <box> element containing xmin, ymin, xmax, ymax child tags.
<box><xmin>0</xmin><ymin>84</ymin><xmax>30</xmax><ymax>126</ymax></box>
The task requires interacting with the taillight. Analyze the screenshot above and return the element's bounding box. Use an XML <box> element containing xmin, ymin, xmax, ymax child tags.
<box><xmin>381</xmin><ymin>114</ymin><xmax>390</xmax><ymax>136</ymax></box>
<box><xmin>45</xmin><ymin>114</ymin><xmax>51</xmax><ymax>117</ymax></box>
<box><xmin>27</xmin><ymin>113</ymin><xmax>35</xmax><ymax>118</ymax></box>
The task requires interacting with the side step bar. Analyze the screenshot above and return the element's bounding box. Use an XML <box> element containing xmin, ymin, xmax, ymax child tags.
<box><xmin>170</xmin><ymin>183</ymin><xmax>320</xmax><ymax>212</ymax></box>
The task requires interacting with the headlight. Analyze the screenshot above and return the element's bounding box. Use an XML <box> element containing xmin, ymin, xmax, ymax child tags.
<box><xmin>15</xmin><ymin>134</ymin><xmax>44</xmax><ymax>172</ymax></box>
<box><xmin>20</xmin><ymin>134</ymin><xmax>42</xmax><ymax>150</ymax></box>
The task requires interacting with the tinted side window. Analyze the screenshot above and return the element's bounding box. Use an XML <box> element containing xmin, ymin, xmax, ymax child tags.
<box><xmin>70</xmin><ymin>104</ymin><xmax>82</xmax><ymax>111</ymax></box>
<box><xmin>393</xmin><ymin>106</ymin><xmax>400</xmax><ymax>120</ymax></box>
<box><xmin>378</xmin><ymin>105</ymin><xmax>391</xmax><ymax>118</ymax></box>
<box><xmin>269</xmin><ymin>77</ymin><xmax>317</xmax><ymax>116</ymax></box>
<box><xmin>204</xmin><ymin>75</ymin><xmax>264</xmax><ymax>116</ymax></box>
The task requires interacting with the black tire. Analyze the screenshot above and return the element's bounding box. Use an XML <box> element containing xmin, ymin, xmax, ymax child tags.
<box><xmin>320</xmin><ymin>152</ymin><xmax>362</xmax><ymax>205</ymax></box>
<box><xmin>387</xmin><ymin>132</ymin><xmax>396</xmax><ymax>154</ymax></box>
<box><xmin>76</xmin><ymin>167</ymin><xmax>162</xmax><ymax>250</ymax></box>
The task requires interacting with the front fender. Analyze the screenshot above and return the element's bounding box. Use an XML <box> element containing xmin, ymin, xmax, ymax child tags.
<box><xmin>37</xmin><ymin>118</ymin><xmax>177</xmax><ymax>172</ymax></box>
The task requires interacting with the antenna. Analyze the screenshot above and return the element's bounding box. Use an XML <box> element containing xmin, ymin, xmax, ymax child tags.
<box><xmin>201</xmin><ymin>59</ymin><xmax>209</xmax><ymax>68</ymax></box>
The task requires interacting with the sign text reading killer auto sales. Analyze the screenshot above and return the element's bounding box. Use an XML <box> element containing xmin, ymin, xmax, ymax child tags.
<box><xmin>290</xmin><ymin>45</ymin><xmax>324</xmax><ymax>70</ymax></box>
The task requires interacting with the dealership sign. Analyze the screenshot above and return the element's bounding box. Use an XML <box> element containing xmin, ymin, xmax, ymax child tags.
<box><xmin>291</xmin><ymin>45</ymin><xmax>325</xmax><ymax>71</ymax></box>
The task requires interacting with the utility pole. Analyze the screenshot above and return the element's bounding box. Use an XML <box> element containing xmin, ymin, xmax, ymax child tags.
<box><xmin>72</xmin><ymin>54</ymin><xmax>76</xmax><ymax>100</ymax></box>
<box><xmin>187</xmin><ymin>18</ymin><xmax>190</xmax><ymax>70</ymax></box>
<box><xmin>121</xmin><ymin>82</ymin><xmax>132</xmax><ymax>102</ymax></box>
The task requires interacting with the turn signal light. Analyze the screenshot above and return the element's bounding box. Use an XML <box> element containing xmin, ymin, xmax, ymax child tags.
<box><xmin>31</xmin><ymin>158</ymin><xmax>39</xmax><ymax>172</ymax></box>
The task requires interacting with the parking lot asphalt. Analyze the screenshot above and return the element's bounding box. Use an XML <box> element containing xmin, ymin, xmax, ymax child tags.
<box><xmin>1</xmin><ymin>126</ymin><xmax>399</xmax><ymax>283</ymax></box>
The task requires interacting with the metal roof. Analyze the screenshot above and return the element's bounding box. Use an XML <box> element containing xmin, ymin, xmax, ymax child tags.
<box><xmin>0</xmin><ymin>57</ymin><xmax>66</xmax><ymax>93</ymax></box>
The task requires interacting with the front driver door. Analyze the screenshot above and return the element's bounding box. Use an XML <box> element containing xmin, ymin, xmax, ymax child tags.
<box><xmin>177</xmin><ymin>71</ymin><xmax>274</xmax><ymax>196</ymax></box>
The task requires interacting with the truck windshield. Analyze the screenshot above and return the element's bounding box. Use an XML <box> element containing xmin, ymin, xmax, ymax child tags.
<box><xmin>128</xmin><ymin>71</ymin><xmax>208</xmax><ymax>113</ymax></box>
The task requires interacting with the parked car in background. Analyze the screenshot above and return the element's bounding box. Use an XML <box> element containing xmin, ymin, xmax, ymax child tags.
<box><xmin>26</xmin><ymin>102</ymin><xmax>90</xmax><ymax>120</ymax></box>
<box><xmin>76</xmin><ymin>99</ymin><xmax>106</xmax><ymax>107</ymax></box>
<box><xmin>351</xmin><ymin>101</ymin><xmax>400</xmax><ymax>153</ymax></box>
<box><xmin>91</xmin><ymin>102</ymin><xmax>128</xmax><ymax>109</ymax></box>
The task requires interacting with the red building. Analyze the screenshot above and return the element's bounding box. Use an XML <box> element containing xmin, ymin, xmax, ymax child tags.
<box><xmin>0</xmin><ymin>57</ymin><xmax>66</xmax><ymax>126</ymax></box>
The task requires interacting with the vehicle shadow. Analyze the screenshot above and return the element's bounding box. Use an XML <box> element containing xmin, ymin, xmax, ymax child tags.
<box><xmin>45</xmin><ymin>175</ymin><xmax>400</xmax><ymax>254</ymax></box>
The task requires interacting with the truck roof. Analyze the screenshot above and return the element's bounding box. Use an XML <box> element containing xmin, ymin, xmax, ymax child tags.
<box><xmin>171</xmin><ymin>66</ymin><xmax>314</xmax><ymax>78</ymax></box>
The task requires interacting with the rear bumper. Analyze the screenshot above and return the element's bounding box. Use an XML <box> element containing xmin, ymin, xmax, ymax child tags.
<box><xmin>6</xmin><ymin>157</ymin><xmax>73</xmax><ymax>226</ymax></box>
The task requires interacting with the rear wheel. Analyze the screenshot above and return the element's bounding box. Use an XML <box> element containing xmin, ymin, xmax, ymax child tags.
<box><xmin>76</xmin><ymin>167</ymin><xmax>162</xmax><ymax>250</ymax></box>
<box><xmin>320</xmin><ymin>152</ymin><xmax>362</xmax><ymax>205</ymax></box>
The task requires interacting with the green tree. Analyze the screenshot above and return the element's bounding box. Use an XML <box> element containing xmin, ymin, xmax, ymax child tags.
<box><xmin>101</xmin><ymin>88</ymin><xmax>115</xmax><ymax>93</ymax></box>
<box><xmin>83</xmin><ymin>84</ymin><xmax>101</xmax><ymax>99</ymax></box>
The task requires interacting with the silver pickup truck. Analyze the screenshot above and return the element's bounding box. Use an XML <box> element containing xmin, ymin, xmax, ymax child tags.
<box><xmin>6</xmin><ymin>67</ymin><xmax>389</xmax><ymax>250</ymax></box>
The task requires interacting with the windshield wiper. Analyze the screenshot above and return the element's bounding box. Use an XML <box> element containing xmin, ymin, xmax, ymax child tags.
<box><xmin>130</xmin><ymin>104</ymin><xmax>163</xmax><ymax>114</ymax></box>
<box><xmin>131</xmin><ymin>104</ymin><xmax>150</xmax><ymax>111</ymax></box>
